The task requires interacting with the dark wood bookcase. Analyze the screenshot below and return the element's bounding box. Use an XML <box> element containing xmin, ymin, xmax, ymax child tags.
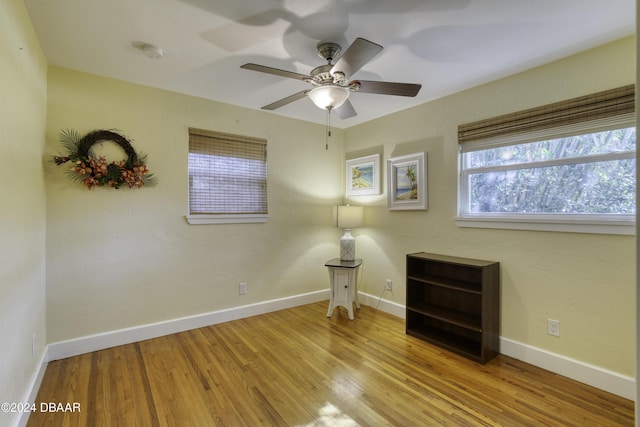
<box><xmin>406</xmin><ymin>252</ymin><xmax>500</xmax><ymax>364</ymax></box>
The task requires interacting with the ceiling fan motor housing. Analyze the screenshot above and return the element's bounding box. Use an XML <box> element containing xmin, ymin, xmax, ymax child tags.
<box><xmin>307</xmin><ymin>64</ymin><xmax>348</xmax><ymax>87</ymax></box>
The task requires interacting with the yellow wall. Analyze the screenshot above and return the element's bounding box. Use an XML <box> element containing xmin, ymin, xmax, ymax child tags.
<box><xmin>0</xmin><ymin>0</ymin><xmax>48</xmax><ymax>425</ymax></box>
<box><xmin>345</xmin><ymin>37</ymin><xmax>636</xmax><ymax>375</ymax></box>
<box><xmin>45</xmin><ymin>67</ymin><xmax>345</xmax><ymax>342</ymax></box>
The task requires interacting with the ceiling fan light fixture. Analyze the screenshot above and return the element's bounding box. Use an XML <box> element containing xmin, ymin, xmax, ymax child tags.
<box><xmin>308</xmin><ymin>85</ymin><xmax>349</xmax><ymax>110</ymax></box>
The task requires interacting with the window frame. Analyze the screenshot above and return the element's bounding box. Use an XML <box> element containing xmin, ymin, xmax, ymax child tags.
<box><xmin>186</xmin><ymin>128</ymin><xmax>268</xmax><ymax>225</ymax></box>
<box><xmin>456</xmin><ymin>89</ymin><xmax>636</xmax><ymax>236</ymax></box>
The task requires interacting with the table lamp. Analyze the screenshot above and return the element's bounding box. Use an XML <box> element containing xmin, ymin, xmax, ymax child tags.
<box><xmin>337</xmin><ymin>205</ymin><xmax>364</xmax><ymax>261</ymax></box>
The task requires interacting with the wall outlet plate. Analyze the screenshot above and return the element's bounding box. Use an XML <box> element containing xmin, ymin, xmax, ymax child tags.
<box><xmin>547</xmin><ymin>319</ymin><xmax>560</xmax><ymax>336</ymax></box>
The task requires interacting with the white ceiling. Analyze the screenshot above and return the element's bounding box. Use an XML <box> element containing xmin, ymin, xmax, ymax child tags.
<box><xmin>24</xmin><ymin>0</ymin><xmax>635</xmax><ymax>129</ymax></box>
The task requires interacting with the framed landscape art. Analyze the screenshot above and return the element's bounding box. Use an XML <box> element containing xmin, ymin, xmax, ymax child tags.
<box><xmin>346</xmin><ymin>154</ymin><xmax>380</xmax><ymax>196</ymax></box>
<box><xmin>387</xmin><ymin>152</ymin><xmax>427</xmax><ymax>210</ymax></box>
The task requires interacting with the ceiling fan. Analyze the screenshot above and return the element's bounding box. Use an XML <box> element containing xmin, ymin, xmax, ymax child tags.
<box><xmin>240</xmin><ymin>37</ymin><xmax>422</xmax><ymax>119</ymax></box>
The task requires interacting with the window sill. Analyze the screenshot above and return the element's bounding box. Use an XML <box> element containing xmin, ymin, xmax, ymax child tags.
<box><xmin>186</xmin><ymin>214</ymin><xmax>269</xmax><ymax>225</ymax></box>
<box><xmin>455</xmin><ymin>214</ymin><xmax>635</xmax><ymax>235</ymax></box>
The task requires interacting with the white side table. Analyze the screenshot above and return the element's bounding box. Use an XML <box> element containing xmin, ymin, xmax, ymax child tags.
<box><xmin>325</xmin><ymin>258</ymin><xmax>362</xmax><ymax>320</ymax></box>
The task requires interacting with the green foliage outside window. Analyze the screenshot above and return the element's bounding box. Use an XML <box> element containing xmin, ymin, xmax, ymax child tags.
<box><xmin>463</xmin><ymin>127</ymin><xmax>636</xmax><ymax>215</ymax></box>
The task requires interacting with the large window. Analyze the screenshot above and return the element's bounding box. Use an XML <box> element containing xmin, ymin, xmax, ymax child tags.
<box><xmin>187</xmin><ymin>128</ymin><xmax>268</xmax><ymax>224</ymax></box>
<box><xmin>457</xmin><ymin>85</ymin><xmax>635</xmax><ymax>234</ymax></box>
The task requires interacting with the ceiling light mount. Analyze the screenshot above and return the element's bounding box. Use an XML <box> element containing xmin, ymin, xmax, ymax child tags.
<box><xmin>316</xmin><ymin>42</ymin><xmax>341</xmax><ymax>64</ymax></box>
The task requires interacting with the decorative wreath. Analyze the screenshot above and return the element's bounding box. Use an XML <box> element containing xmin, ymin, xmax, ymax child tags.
<box><xmin>53</xmin><ymin>129</ymin><xmax>158</xmax><ymax>189</ymax></box>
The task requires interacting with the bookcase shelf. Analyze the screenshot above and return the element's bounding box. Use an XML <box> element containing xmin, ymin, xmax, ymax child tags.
<box><xmin>406</xmin><ymin>252</ymin><xmax>500</xmax><ymax>364</ymax></box>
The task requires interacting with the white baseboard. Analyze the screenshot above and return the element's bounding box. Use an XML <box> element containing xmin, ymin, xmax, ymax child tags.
<box><xmin>30</xmin><ymin>288</ymin><xmax>634</xmax><ymax>421</ymax></box>
<box><xmin>14</xmin><ymin>346</ymin><xmax>49</xmax><ymax>427</ymax></box>
<box><xmin>48</xmin><ymin>289</ymin><xmax>329</xmax><ymax>361</ymax></box>
<box><xmin>500</xmin><ymin>337</ymin><xmax>635</xmax><ymax>400</ymax></box>
<box><xmin>16</xmin><ymin>290</ymin><xmax>327</xmax><ymax>427</ymax></box>
<box><xmin>359</xmin><ymin>291</ymin><xmax>406</xmax><ymax>318</ymax></box>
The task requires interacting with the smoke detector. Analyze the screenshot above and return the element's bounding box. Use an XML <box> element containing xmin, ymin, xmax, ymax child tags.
<box><xmin>132</xmin><ymin>42</ymin><xmax>164</xmax><ymax>59</ymax></box>
<box><xmin>142</xmin><ymin>45</ymin><xmax>163</xmax><ymax>59</ymax></box>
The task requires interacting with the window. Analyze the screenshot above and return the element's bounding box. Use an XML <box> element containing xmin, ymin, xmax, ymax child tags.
<box><xmin>187</xmin><ymin>128</ymin><xmax>268</xmax><ymax>224</ymax></box>
<box><xmin>457</xmin><ymin>85</ymin><xmax>635</xmax><ymax>235</ymax></box>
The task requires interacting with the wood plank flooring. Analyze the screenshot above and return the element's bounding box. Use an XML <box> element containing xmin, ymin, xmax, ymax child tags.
<box><xmin>28</xmin><ymin>302</ymin><xmax>634</xmax><ymax>426</ymax></box>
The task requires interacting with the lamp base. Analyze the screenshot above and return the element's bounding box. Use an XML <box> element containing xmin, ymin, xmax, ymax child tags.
<box><xmin>340</xmin><ymin>229</ymin><xmax>356</xmax><ymax>261</ymax></box>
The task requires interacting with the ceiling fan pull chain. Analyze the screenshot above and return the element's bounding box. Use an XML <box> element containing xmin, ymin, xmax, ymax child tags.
<box><xmin>325</xmin><ymin>108</ymin><xmax>332</xmax><ymax>150</ymax></box>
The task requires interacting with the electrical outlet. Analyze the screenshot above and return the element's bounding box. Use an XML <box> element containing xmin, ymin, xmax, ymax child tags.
<box><xmin>385</xmin><ymin>279</ymin><xmax>393</xmax><ymax>291</ymax></box>
<box><xmin>547</xmin><ymin>319</ymin><xmax>560</xmax><ymax>336</ymax></box>
<box><xmin>239</xmin><ymin>282</ymin><xmax>247</xmax><ymax>295</ymax></box>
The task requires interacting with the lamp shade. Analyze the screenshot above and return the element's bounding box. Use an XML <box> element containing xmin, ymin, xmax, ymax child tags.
<box><xmin>337</xmin><ymin>205</ymin><xmax>363</xmax><ymax>229</ymax></box>
<box><xmin>309</xmin><ymin>85</ymin><xmax>349</xmax><ymax>110</ymax></box>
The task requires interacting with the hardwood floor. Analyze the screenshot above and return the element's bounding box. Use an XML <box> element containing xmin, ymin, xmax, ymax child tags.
<box><xmin>28</xmin><ymin>302</ymin><xmax>634</xmax><ymax>426</ymax></box>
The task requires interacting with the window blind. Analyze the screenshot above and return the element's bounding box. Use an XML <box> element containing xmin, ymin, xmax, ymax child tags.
<box><xmin>188</xmin><ymin>128</ymin><xmax>267</xmax><ymax>215</ymax></box>
<box><xmin>458</xmin><ymin>85</ymin><xmax>635</xmax><ymax>146</ymax></box>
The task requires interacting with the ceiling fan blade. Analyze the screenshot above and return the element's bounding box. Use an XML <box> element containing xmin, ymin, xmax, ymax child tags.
<box><xmin>353</xmin><ymin>80</ymin><xmax>422</xmax><ymax>97</ymax></box>
<box><xmin>241</xmin><ymin>63</ymin><xmax>310</xmax><ymax>81</ymax></box>
<box><xmin>331</xmin><ymin>38</ymin><xmax>383</xmax><ymax>79</ymax></box>
<box><xmin>261</xmin><ymin>90</ymin><xmax>309</xmax><ymax>110</ymax></box>
<box><xmin>335</xmin><ymin>99</ymin><xmax>357</xmax><ymax>119</ymax></box>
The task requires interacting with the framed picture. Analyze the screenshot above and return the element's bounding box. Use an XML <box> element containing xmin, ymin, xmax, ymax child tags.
<box><xmin>387</xmin><ymin>152</ymin><xmax>427</xmax><ymax>210</ymax></box>
<box><xmin>346</xmin><ymin>154</ymin><xmax>380</xmax><ymax>196</ymax></box>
